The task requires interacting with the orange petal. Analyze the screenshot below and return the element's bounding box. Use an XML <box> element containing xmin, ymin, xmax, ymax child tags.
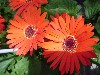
<box><xmin>77</xmin><ymin>53</ymin><xmax>88</xmax><ymax>66</ymax></box>
<box><xmin>45</xmin><ymin>29</ymin><xmax>65</xmax><ymax>42</ymax></box>
<box><xmin>15</xmin><ymin>39</ymin><xmax>28</xmax><ymax>49</ymax></box>
<box><xmin>65</xmin><ymin>54</ymin><xmax>71</xmax><ymax>74</ymax></box>
<box><xmin>54</xmin><ymin>18</ymin><xmax>61</xmax><ymax>29</ymax></box>
<box><xmin>8</xmin><ymin>25</ymin><xmax>18</xmax><ymax>29</ymax></box>
<box><xmin>22</xmin><ymin>43</ymin><xmax>30</xmax><ymax>55</ymax></box>
<box><xmin>70</xmin><ymin>16</ymin><xmax>75</xmax><ymax>35</ymax></box>
<box><xmin>70</xmin><ymin>54</ymin><xmax>75</xmax><ymax>74</ymax></box>
<box><xmin>14</xmin><ymin>16</ymin><xmax>28</xmax><ymax>27</ymax></box>
<box><xmin>77</xmin><ymin>46</ymin><xmax>94</xmax><ymax>52</ymax></box>
<box><xmin>52</xmin><ymin>61</ymin><xmax>60</xmax><ymax>70</ymax></box>
<box><xmin>42</xmin><ymin>42</ymin><xmax>63</xmax><ymax>50</ymax></box>
<box><xmin>75</xmin><ymin>16</ymin><xmax>82</xmax><ymax>23</ymax></box>
<box><xmin>7</xmin><ymin>37</ymin><xmax>24</xmax><ymax>44</ymax></box>
<box><xmin>75</xmin><ymin>18</ymin><xmax>84</xmax><ymax>34</ymax></box>
<box><xmin>59</xmin><ymin>16</ymin><xmax>67</xmax><ymax>34</ymax></box>
<box><xmin>86</xmin><ymin>23</ymin><xmax>94</xmax><ymax>32</ymax></box>
<box><xmin>47</xmin><ymin>51</ymin><xmax>62</xmax><ymax>62</ymax></box>
<box><xmin>50</xmin><ymin>52</ymin><xmax>64</xmax><ymax>68</ymax></box>
<box><xmin>10</xmin><ymin>19</ymin><xmax>26</xmax><ymax>29</ymax></box>
<box><xmin>78</xmin><ymin>38</ymin><xmax>98</xmax><ymax>48</ymax></box>
<box><xmin>16</xmin><ymin>40</ymin><xmax>29</xmax><ymax>55</ymax></box>
<box><xmin>37</xmin><ymin>20</ymin><xmax>49</xmax><ymax>29</ymax></box>
<box><xmin>84</xmin><ymin>58</ymin><xmax>91</xmax><ymax>65</ymax></box>
<box><xmin>45</xmin><ymin>33</ymin><xmax>64</xmax><ymax>42</ymax></box>
<box><xmin>39</xmin><ymin>12</ymin><xmax>47</xmax><ymax>23</ymax></box>
<box><xmin>32</xmin><ymin>39</ymin><xmax>37</xmax><ymax>50</ymax></box>
<box><xmin>77</xmin><ymin>32</ymin><xmax>94</xmax><ymax>42</ymax></box>
<box><xmin>74</xmin><ymin>54</ymin><xmax>80</xmax><ymax>74</ymax></box>
<box><xmin>59</xmin><ymin>52</ymin><xmax>68</xmax><ymax>71</ymax></box>
<box><xmin>75</xmin><ymin>25</ymin><xmax>86</xmax><ymax>37</ymax></box>
<box><xmin>10</xmin><ymin>2</ymin><xmax>23</xmax><ymax>10</ymax></box>
<box><xmin>7</xmin><ymin>29</ymin><xmax>23</xmax><ymax>34</ymax></box>
<box><xmin>42</xmin><ymin>51</ymin><xmax>55</xmax><ymax>56</ymax></box>
<box><xmin>17</xmin><ymin>3</ymin><xmax>29</xmax><ymax>14</ymax></box>
<box><xmin>8</xmin><ymin>38</ymin><xmax>25</xmax><ymax>48</ymax></box>
<box><xmin>65</xmin><ymin>14</ymin><xmax>70</xmax><ymax>32</ymax></box>
<box><xmin>36</xmin><ymin>34</ymin><xmax>44</xmax><ymax>42</ymax></box>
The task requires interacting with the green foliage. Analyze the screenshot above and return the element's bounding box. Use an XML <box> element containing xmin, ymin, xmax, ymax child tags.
<box><xmin>0</xmin><ymin>0</ymin><xmax>15</xmax><ymax>23</ymax></box>
<box><xmin>84</xmin><ymin>0</ymin><xmax>100</xmax><ymax>19</ymax></box>
<box><xmin>0</xmin><ymin>31</ymin><xmax>8</xmax><ymax>49</ymax></box>
<box><xmin>92</xmin><ymin>43</ymin><xmax>100</xmax><ymax>65</ymax></box>
<box><xmin>95</xmin><ymin>17</ymin><xmax>100</xmax><ymax>34</ymax></box>
<box><xmin>0</xmin><ymin>54</ymin><xmax>14</xmax><ymax>75</ymax></box>
<box><xmin>14</xmin><ymin>57</ymin><xmax>29</xmax><ymax>75</ymax></box>
<box><xmin>42</xmin><ymin>0</ymin><xmax>81</xmax><ymax>18</ymax></box>
<box><xmin>0</xmin><ymin>54</ymin><xmax>15</xmax><ymax>75</ymax></box>
<box><xmin>0</xmin><ymin>31</ymin><xmax>7</xmax><ymax>41</ymax></box>
<box><xmin>40</xmin><ymin>61</ymin><xmax>60</xmax><ymax>75</ymax></box>
<box><xmin>0</xmin><ymin>54</ymin><xmax>42</xmax><ymax>75</ymax></box>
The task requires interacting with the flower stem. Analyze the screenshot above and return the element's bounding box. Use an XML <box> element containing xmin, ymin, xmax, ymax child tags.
<box><xmin>0</xmin><ymin>48</ymin><xmax>18</xmax><ymax>54</ymax></box>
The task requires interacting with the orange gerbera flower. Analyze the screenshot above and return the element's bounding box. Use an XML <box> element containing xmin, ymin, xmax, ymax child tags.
<box><xmin>6</xmin><ymin>7</ymin><xmax>49</xmax><ymax>56</ymax></box>
<box><xmin>42</xmin><ymin>13</ymin><xmax>99</xmax><ymax>75</ymax></box>
<box><xmin>0</xmin><ymin>15</ymin><xmax>5</xmax><ymax>34</ymax></box>
<box><xmin>9</xmin><ymin>0</ymin><xmax>48</xmax><ymax>15</ymax></box>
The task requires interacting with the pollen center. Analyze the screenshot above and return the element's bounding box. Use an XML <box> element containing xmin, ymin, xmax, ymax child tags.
<box><xmin>25</xmin><ymin>25</ymin><xmax>37</xmax><ymax>39</ymax></box>
<box><xmin>63</xmin><ymin>35</ymin><xmax>78</xmax><ymax>53</ymax></box>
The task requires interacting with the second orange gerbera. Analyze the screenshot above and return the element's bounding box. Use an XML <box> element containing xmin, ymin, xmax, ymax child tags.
<box><xmin>6</xmin><ymin>7</ymin><xmax>49</xmax><ymax>55</ymax></box>
<box><xmin>9</xmin><ymin>0</ymin><xmax>48</xmax><ymax>15</ymax></box>
<box><xmin>0</xmin><ymin>15</ymin><xmax>5</xmax><ymax>34</ymax></box>
<box><xmin>42</xmin><ymin>13</ymin><xmax>99</xmax><ymax>75</ymax></box>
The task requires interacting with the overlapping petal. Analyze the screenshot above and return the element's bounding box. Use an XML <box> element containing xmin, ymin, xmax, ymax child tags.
<box><xmin>9</xmin><ymin>0</ymin><xmax>48</xmax><ymax>15</ymax></box>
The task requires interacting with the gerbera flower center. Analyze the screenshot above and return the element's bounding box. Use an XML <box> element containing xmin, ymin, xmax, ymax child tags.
<box><xmin>25</xmin><ymin>25</ymin><xmax>37</xmax><ymax>39</ymax></box>
<box><xmin>63</xmin><ymin>35</ymin><xmax>78</xmax><ymax>53</ymax></box>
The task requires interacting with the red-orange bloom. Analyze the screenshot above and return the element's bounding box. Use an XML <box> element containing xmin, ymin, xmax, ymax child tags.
<box><xmin>9</xmin><ymin>0</ymin><xmax>48</xmax><ymax>15</ymax></box>
<box><xmin>42</xmin><ymin>13</ymin><xmax>99</xmax><ymax>75</ymax></box>
<box><xmin>6</xmin><ymin>7</ymin><xmax>49</xmax><ymax>56</ymax></box>
<box><xmin>0</xmin><ymin>15</ymin><xmax>5</xmax><ymax>34</ymax></box>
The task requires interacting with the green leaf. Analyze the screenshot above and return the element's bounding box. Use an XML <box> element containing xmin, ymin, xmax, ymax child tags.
<box><xmin>92</xmin><ymin>42</ymin><xmax>100</xmax><ymax>64</ymax></box>
<box><xmin>42</xmin><ymin>0</ymin><xmax>81</xmax><ymax>18</ymax></box>
<box><xmin>14</xmin><ymin>56</ymin><xmax>41</xmax><ymax>75</ymax></box>
<box><xmin>0</xmin><ymin>31</ymin><xmax>7</xmax><ymax>40</ymax></box>
<box><xmin>0</xmin><ymin>54</ymin><xmax>15</xmax><ymax>75</ymax></box>
<box><xmin>84</xmin><ymin>0</ymin><xmax>100</xmax><ymax>19</ymax></box>
<box><xmin>0</xmin><ymin>31</ymin><xmax>8</xmax><ymax>48</ymax></box>
<box><xmin>40</xmin><ymin>61</ymin><xmax>60</xmax><ymax>75</ymax></box>
<box><xmin>95</xmin><ymin>17</ymin><xmax>100</xmax><ymax>34</ymax></box>
<box><xmin>4</xmin><ymin>6</ymin><xmax>11</xmax><ymax>13</ymax></box>
<box><xmin>14</xmin><ymin>57</ymin><xmax>29</xmax><ymax>75</ymax></box>
<box><xmin>0</xmin><ymin>53</ymin><xmax>41</xmax><ymax>75</ymax></box>
<box><xmin>28</xmin><ymin>56</ymin><xmax>41</xmax><ymax>75</ymax></box>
